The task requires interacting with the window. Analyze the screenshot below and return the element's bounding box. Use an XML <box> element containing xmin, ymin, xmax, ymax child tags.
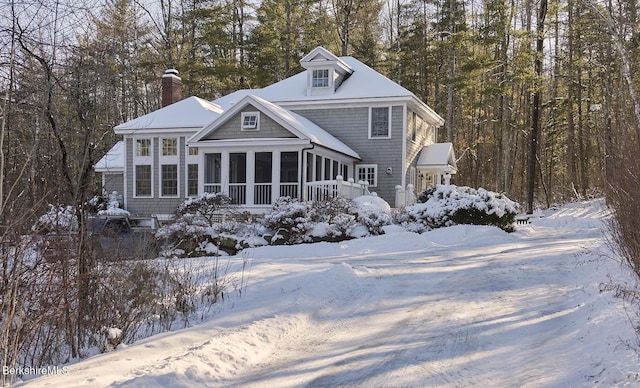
<box><xmin>229</xmin><ymin>153</ymin><xmax>247</xmax><ymax>204</ymax></box>
<box><xmin>280</xmin><ymin>152</ymin><xmax>298</xmax><ymax>183</ymax></box>
<box><xmin>356</xmin><ymin>164</ymin><xmax>378</xmax><ymax>187</ymax></box>
<box><xmin>281</xmin><ymin>152</ymin><xmax>299</xmax><ymax>198</ymax></box>
<box><xmin>315</xmin><ymin>155</ymin><xmax>322</xmax><ymax>181</ymax></box>
<box><xmin>241</xmin><ymin>112</ymin><xmax>259</xmax><ymax>130</ymax></box>
<box><xmin>188</xmin><ymin>147</ymin><xmax>199</xmax><ymax>156</ymax></box>
<box><xmin>187</xmin><ymin>164</ymin><xmax>198</xmax><ymax>196</ymax></box>
<box><xmin>204</xmin><ymin>153</ymin><xmax>222</xmax><ymax>193</ymax></box>
<box><xmin>255</xmin><ymin>152</ymin><xmax>272</xmax><ymax>205</ymax></box>
<box><xmin>370</xmin><ymin>107</ymin><xmax>391</xmax><ymax>138</ymax></box>
<box><xmin>161</xmin><ymin>164</ymin><xmax>178</xmax><ymax>196</ymax></box>
<box><xmin>324</xmin><ymin>158</ymin><xmax>331</xmax><ymax>180</ymax></box>
<box><xmin>135</xmin><ymin>165</ymin><xmax>152</xmax><ymax>196</ymax></box>
<box><xmin>136</xmin><ymin>139</ymin><xmax>151</xmax><ymax>157</ymax></box>
<box><xmin>312</xmin><ymin>69</ymin><xmax>329</xmax><ymax>88</ymax></box>
<box><xmin>162</xmin><ymin>138</ymin><xmax>177</xmax><ymax>156</ymax></box>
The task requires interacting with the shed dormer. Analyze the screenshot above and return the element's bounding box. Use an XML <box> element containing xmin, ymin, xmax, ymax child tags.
<box><xmin>300</xmin><ymin>47</ymin><xmax>353</xmax><ymax>96</ymax></box>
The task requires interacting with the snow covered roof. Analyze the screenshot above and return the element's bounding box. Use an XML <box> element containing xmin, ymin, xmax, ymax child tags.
<box><xmin>190</xmin><ymin>94</ymin><xmax>361</xmax><ymax>160</ymax></box>
<box><xmin>95</xmin><ymin>141</ymin><xmax>124</xmax><ymax>173</ymax></box>
<box><xmin>211</xmin><ymin>56</ymin><xmax>444</xmax><ymax>127</ymax></box>
<box><xmin>114</xmin><ymin>96</ymin><xmax>223</xmax><ymax>134</ymax></box>
<box><xmin>416</xmin><ymin>143</ymin><xmax>457</xmax><ymax>173</ymax></box>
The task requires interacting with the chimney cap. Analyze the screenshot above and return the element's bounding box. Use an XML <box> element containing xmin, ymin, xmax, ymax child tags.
<box><xmin>162</xmin><ymin>68</ymin><xmax>180</xmax><ymax>78</ymax></box>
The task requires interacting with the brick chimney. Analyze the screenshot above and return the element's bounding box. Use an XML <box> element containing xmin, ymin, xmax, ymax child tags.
<box><xmin>161</xmin><ymin>69</ymin><xmax>182</xmax><ymax>107</ymax></box>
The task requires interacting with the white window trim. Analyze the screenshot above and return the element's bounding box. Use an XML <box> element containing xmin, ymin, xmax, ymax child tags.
<box><xmin>133</xmin><ymin>138</ymin><xmax>153</xmax><ymax>198</ymax></box>
<box><xmin>159</xmin><ymin>137</ymin><xmax>180</xmax><ymax>198</ymax></box>
<box><xmin>356</xmin><ymin>164</ymin><xmax>378</xmax><ymax>187</ymax></box>
<box><xmin>369</xmin><ymin>106</ymin><xmax>392</xmax><ymax>139</ymax></box>
<box><xmin>241</xmin><ymin>111</ymin><xmax>260</xmax><ymax>131</ymax></box>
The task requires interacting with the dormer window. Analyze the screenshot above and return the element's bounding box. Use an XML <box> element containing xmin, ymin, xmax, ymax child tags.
<box><xmin>312</xmin><ymin>69</ymin><xmax>329</xmax><ymax>88</ymax></box>
<box><xmin>241</xmin><ymin>112</ymin><xmax>259</xmax><ymax>130</ymax></box>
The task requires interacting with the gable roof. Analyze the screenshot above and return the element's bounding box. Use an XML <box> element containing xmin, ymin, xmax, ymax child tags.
<box><xmin>189</xmin><ymin>94</ymin><xmax>360</xmax><ymax>159</ymax></box>
<box><xmin>114</xmin><ymin>96</ymin><xmax>223</xmax><ymax>134</ymax></box>
<box><xmin>95</xmin><ymin>141</ymin><xmax>124</xmax><ymax>173</ymax></box>
<box><xmin>416</xmin><ymin>143</ymin><xmax>457</xmax><ymax>173</ymax></box>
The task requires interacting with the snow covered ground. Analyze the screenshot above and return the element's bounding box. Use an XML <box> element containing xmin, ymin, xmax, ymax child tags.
<box><xmin>19</xmin><ymin>199</ymin><xmax>640</xmax><ymax>387</ymax></box>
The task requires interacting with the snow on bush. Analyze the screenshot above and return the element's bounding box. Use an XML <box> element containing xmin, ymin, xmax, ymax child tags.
<box><xmin>352</xmin><ymin>195</ymin><xmax>393</xmax><ymax>235</ymax></box>
<box><xmin>398</xmin><ymin>185</ymin><xmax>520</xmax><ymax>232</ymax></box>
<box><xmin>97</xmin><ymin>191</ymin><xmax>130</xmax><ymax>216</ymax></box>
<box><xmin>157</xmin><ymin>193</ymin><xmax>267</xmax><ymax>257</ymax></box>
<box><xmin>32</xmin><ymin>204</ymin><xmax>78</xmax><ymax>234</ymax></box>
<box><xmin>262</xmin><ymin>196</ymin><xmax>392</xmax><ymax>245</ymax></box>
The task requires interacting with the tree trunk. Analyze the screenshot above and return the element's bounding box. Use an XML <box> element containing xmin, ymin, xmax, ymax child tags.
<box><xmin>527</xmin><ymin>0</ymin><xmax>547</xmax><ymax>214</ymax></box>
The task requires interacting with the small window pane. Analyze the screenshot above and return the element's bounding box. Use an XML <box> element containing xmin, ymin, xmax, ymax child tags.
<box><xmin>188</xmin><ymin>147</ymin><xmax>199</xmax><ymax>156</ymax></box>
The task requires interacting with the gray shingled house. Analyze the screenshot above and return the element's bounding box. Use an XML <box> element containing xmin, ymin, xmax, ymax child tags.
<box><xmin>96</xmin><ymin>46</ymin><xmax>457</xmax><ymax>218</ymax></box>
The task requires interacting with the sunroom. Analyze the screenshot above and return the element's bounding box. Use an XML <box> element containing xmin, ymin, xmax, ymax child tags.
<box><xmin>188</xmin><ymin>95</ymin><xmax>362</xmax><ymax>212</ymax></box>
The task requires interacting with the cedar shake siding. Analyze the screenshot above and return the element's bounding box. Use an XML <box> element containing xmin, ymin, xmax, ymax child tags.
<box><xmin>292</xmin><ymin>105</ymin><xmax>404</xmax><ymax>204</ymax></box>
<box><xmin>125</xmin><ymin>136</ymin><xmax>191</xmax><ymax>216</ymax></box>
<box><xmin>103</xmin><ymin>173</ymin><xmax>124</xmax><ymax>197</ymax></box>
<box><xmin>405</xmin><ymin>109</ymin><xmax>437</xmax><ymax>190</ymax></box>
<box><xmin>204</xmin><ymin>106</ymin><xmax>296</xmax><ymax>140</ymax></box>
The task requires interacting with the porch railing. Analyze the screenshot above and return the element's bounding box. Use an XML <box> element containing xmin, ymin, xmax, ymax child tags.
<box><xmin>304</xmin><ymin>175</ymin><xmax>370</xmax><ymax>202</ymax></box>
<box><xmin>254</xmin><ymin>183</ymin><xmax>272</xmax><ymax>205</ymax></box>
<box><xmin>280</xmin><ymin>183</ymin><xmax>298</xmax><ymax>199</ymax></box>
<box><xmin>204</xmin><ymin>183</ymin><xmax>222</xmax><ymax>193</ymax></box>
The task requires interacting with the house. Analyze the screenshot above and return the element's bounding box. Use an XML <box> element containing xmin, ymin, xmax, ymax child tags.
<box><xmin>96</xmin><ymin>47</ymin><xmax>457</xmax><ymax>218</ymax></box>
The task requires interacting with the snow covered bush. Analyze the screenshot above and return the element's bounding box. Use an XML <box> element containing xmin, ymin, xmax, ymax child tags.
<box><xmin>352</xmin><ymin>195</ymin><xmax>394</xmax><ymax>235</ymax></box>
<box><xmin>262</xmin><ymin>197</ymin><xmax>317</xmax><ymax>245</ymax></box>
<box><xmin>97</xmin><ymin>191</ymin><xmax>129</xmax><ymax>216</ymax></box>
<box><xmin>262</xmin><ymin>196</ymin><xmax>392</xmax><ymax>245</ymax></box>
<box><xmin>32</xmin><ymin>204</ymin><xmax>78</xmax><ymax>234</ymax></box>
<box><xmin>157</xmin><ymin>193</ymin><xmax>265</xmax><ymax>256</ymax></box>
<box><xmin>398</xmin><ymin>185</ymin><xmax>519</xmax><ymax>232</ymax></box>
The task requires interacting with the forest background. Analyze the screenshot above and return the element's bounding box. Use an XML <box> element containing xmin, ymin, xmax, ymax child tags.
<box><xmin>2</xmin><ymin>0</ymin><xmax>640</xmax><ymax>375</ymax></box>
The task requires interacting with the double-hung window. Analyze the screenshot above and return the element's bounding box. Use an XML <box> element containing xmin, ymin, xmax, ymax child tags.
<box><xmin>160</xmin><ymin>138</ymin><xmax>179</xmax><ymax>197</ymax></box>
<box><xmin>134</xmin><ymin>138</ymin><xmax>152</xmax><ymax>197</ymax></box>
<box><xmin>186</xmin><ymin>146</ymin><xmax>199</xmax><ymax>197</ymax></box>
<box><xmin>370</xmin><ymin>107</ymin><xmax>391</xmax><ymax>138</ymax></box>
